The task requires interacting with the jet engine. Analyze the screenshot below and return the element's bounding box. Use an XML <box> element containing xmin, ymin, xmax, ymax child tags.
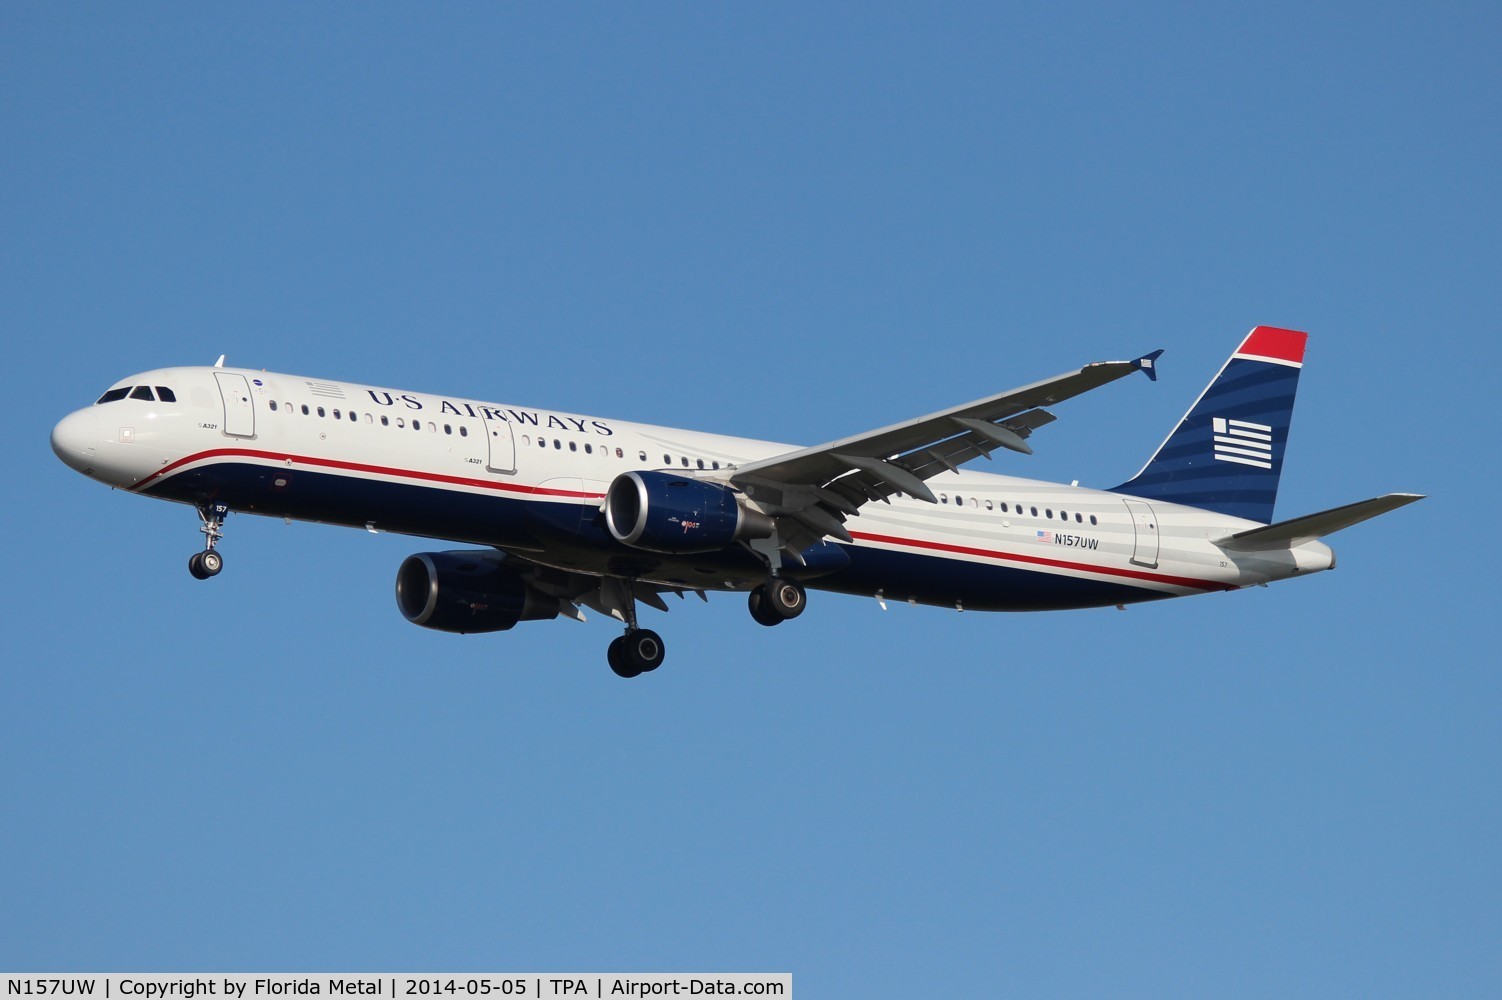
<box><xmin>604</xmin><ymin>471</ymin><xmax>773</xmax><ymax>554</ymax></box>
<box><xmin>395</xmin><ymin>551</ymin><xmax>561</xmax><ymax>634</ymax></box>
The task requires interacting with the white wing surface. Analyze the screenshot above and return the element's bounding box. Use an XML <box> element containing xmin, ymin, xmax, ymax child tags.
<box><xmin>724</xmin><ymin>351</ymin><xmax>1162</xmax><ymax>558</ymax></box>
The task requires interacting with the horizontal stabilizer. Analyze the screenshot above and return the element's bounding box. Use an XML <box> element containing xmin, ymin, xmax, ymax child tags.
<box><xmin>1215</xmin><ymin>493</ymin><xmax>1425</xmax><ymax>551</ymax></box>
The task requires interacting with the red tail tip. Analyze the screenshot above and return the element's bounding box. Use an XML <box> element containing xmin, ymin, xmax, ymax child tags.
<box><xmin>1238</xmin><ymin>326</ymin><xmax>1308</xmax><ymax>365</ymax></box>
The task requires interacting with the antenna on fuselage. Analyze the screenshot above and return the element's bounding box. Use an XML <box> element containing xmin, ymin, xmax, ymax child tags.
<box><xmin>213</xmin><ymin>355</ymin><xmax>225</xmax><ymax>368</ymax></box>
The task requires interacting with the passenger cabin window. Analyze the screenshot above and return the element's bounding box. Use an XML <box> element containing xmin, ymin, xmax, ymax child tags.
<box><xmin>130</xmin><ymin>386</ymin><xmax>155</xmax><ymax>401</ymax></box>
<box><xmin>302</xmin><ymin>404</ymin><xmax>310</xmax><ymax>415</ymax></box>
<box><xmin>155</xmin><ymin>387</ymin><xmax>176</xmax><ymax>402</ymax></box>
<box><xmin>97</xmin><ymin>388</ymin><xmax>130</xmax><ymax>404</ymax></box>
<box><xmin>269</xmin><ymin>401</ymin><xmax>279</xmax><ymax>411</ymax></box>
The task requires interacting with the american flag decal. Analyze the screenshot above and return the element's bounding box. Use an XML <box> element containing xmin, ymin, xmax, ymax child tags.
<box><xmin>1213</xmin><ymin>417</ymin><xmax>1273</xmax><ymax>469</ymax></box>
<box><xmin>1035</xmin><ymin>530</ymin><xmax>1052</xmax><ymax>543</ymax></box>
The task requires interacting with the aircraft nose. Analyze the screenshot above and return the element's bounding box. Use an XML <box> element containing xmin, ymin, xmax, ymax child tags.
<box><xmin>51</xmin><ymin>407</ymin><xmax>99</xmax><ymax>474</ymax></box>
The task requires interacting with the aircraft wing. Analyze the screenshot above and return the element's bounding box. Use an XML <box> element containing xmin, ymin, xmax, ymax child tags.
<box><xmin>725</xmin><ymin>350</ymin><xmax>1162</xmax><ymax>557</ymax></box>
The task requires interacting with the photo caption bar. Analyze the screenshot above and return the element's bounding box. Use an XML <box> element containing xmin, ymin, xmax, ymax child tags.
<box><xmin>1</xmin><ymin>975</ymin><xmax>790</xmax><ymax>1000</ymax></box>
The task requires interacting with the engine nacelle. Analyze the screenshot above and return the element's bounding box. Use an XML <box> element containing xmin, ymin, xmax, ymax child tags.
<box><xmin>395</xmin><ymin>551</ymin><xmax>561</xmax><ymax>634</ymax></box>
<box><xmin>604</xmin><ymin>471</ymin><xmax>773</xmax><ymax>554</ymax></box>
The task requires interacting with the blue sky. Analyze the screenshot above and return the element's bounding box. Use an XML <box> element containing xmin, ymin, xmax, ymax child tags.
<box><xmin>3</xmin><ymin>3</ymin><xmax>1496</xmax><ymax>995</ymax></box>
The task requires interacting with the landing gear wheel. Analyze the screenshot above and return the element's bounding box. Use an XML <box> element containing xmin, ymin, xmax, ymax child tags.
<box><xmin>748</xmin><ymin>587</ymin><xmax>784</xmax><ymax>627</ymax></box>
<box><xmin>189</xmin><ymin>504</ymin><xmax>228</xmax><ymax>581</ymax></box>
<box><xmin>188</xmin><ymin>551</ymin><xmax>222</xmax><ymax>580</ymax></box>
<box><xmin>607</xmin><ymin>636</ymin><xmax>640</xmax><ymax>679</ymax></box>
<box><xmin>623</xmin><ymin>629</ymin><xmax>665</xmax><ymax>673</ymax></box>
<box><xmin>603</xmin><ymin>577</ymin><xmax>664</xmax><ymax>677</ymax></box>
<box><xmin>762</xmin><ymin>578</ymin><xmax>806</xmax><ymax>620</ymax></box>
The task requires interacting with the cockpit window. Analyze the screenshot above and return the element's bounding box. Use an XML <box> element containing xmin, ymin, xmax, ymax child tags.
<box><xmin>130</xmin><ymin>386</ymin><xmax>156</xmax><ymax>401</ymax></box>
<box><xmin>155</xmin><ymin>386</ymin><xmax>176</xmax><ymax>402</ymax></box>
<box><xmin>96</xmin><ymin>387</ymin><xmax>131</xmax><ymax>404</ymax></box>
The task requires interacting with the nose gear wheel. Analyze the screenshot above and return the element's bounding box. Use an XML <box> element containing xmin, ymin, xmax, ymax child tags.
<box><xmin>188</xmin><ymin>504</ymin><xmax>229</xmax><ymax>580</ymax></box>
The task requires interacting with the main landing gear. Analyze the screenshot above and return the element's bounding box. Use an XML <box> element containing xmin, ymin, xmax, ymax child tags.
<box><xmin>187</xmin><ymin>503</ymin><xmax>228</xmax><ymax>580</ymax></box>
<box><xmin>607</xmin><ymin>581</ymin><xmax>666</xmax><ymax>679</ymax></box>
<box><xmin>603</xmin><ymin>576</ymin><xmax>807</xmax><ymax>677</ymax></box>
<box><xmin>608</xmin><ymin>629</ymin><xmax>666</xmax><ymax>679</ymax></box>
<box><xmin>748</xmin><ymin>578</ymin><xmax>806</xmax><ymax>627</ymax></box>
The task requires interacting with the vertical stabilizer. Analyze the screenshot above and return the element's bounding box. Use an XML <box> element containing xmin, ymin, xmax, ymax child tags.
<box><xmin>1112</xmin><ymin>327</ymin><xmax>1307</xmax><ymax>524</ymax></box>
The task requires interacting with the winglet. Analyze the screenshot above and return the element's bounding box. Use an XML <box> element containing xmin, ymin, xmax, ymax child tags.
<box><xmin>1132</xmin><ymin>349</ymin><xmax>1164</xmax><ymax>382</ymax></box>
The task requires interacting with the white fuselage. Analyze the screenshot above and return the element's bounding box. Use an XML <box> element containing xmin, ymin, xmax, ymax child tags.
<box><xmin>51</xmin><ymin>365</ymin><xmax>1335</xmax><ymax>612</ymax></box>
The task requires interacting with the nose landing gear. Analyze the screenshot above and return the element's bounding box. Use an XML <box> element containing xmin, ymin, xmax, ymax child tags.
<box><xmin>188</xmin><ymin>504</ymin><xmax>228</xmax><ymax>580</ymax></box>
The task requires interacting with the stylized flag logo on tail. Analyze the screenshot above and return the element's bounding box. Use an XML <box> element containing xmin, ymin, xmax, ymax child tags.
<box><xmin>1213</xmin><ymin>417</ymin><xmax>1273</xmax><ymax>469</ymax></box>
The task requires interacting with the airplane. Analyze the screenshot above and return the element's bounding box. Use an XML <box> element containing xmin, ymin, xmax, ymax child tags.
<box><xmin>51</xmin><ymin>326</ymin><xmax>1421</xmax><ymax>677</ymax></box>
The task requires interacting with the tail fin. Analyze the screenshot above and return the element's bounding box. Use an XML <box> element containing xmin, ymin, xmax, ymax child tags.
<box><xmin>1112</xmin><ymin>326</ymin><xmax>1308</xmax><ymax>523</ymax></box>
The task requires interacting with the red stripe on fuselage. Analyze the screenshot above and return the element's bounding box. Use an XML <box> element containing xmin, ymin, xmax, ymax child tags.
<box><xmin>847</xmin><ymin>530</ymin><xmax>1235</xmax><ymax>592</ymax></box>
<box><xmin>142</xmin><ymin>448</ymin><xmax>1233</xmax><ymax>593</ymax></box>
<box><xmin>131</xmin><ymin>448</ymin><xmax>607</xmax><ymax>499</ymax></box>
